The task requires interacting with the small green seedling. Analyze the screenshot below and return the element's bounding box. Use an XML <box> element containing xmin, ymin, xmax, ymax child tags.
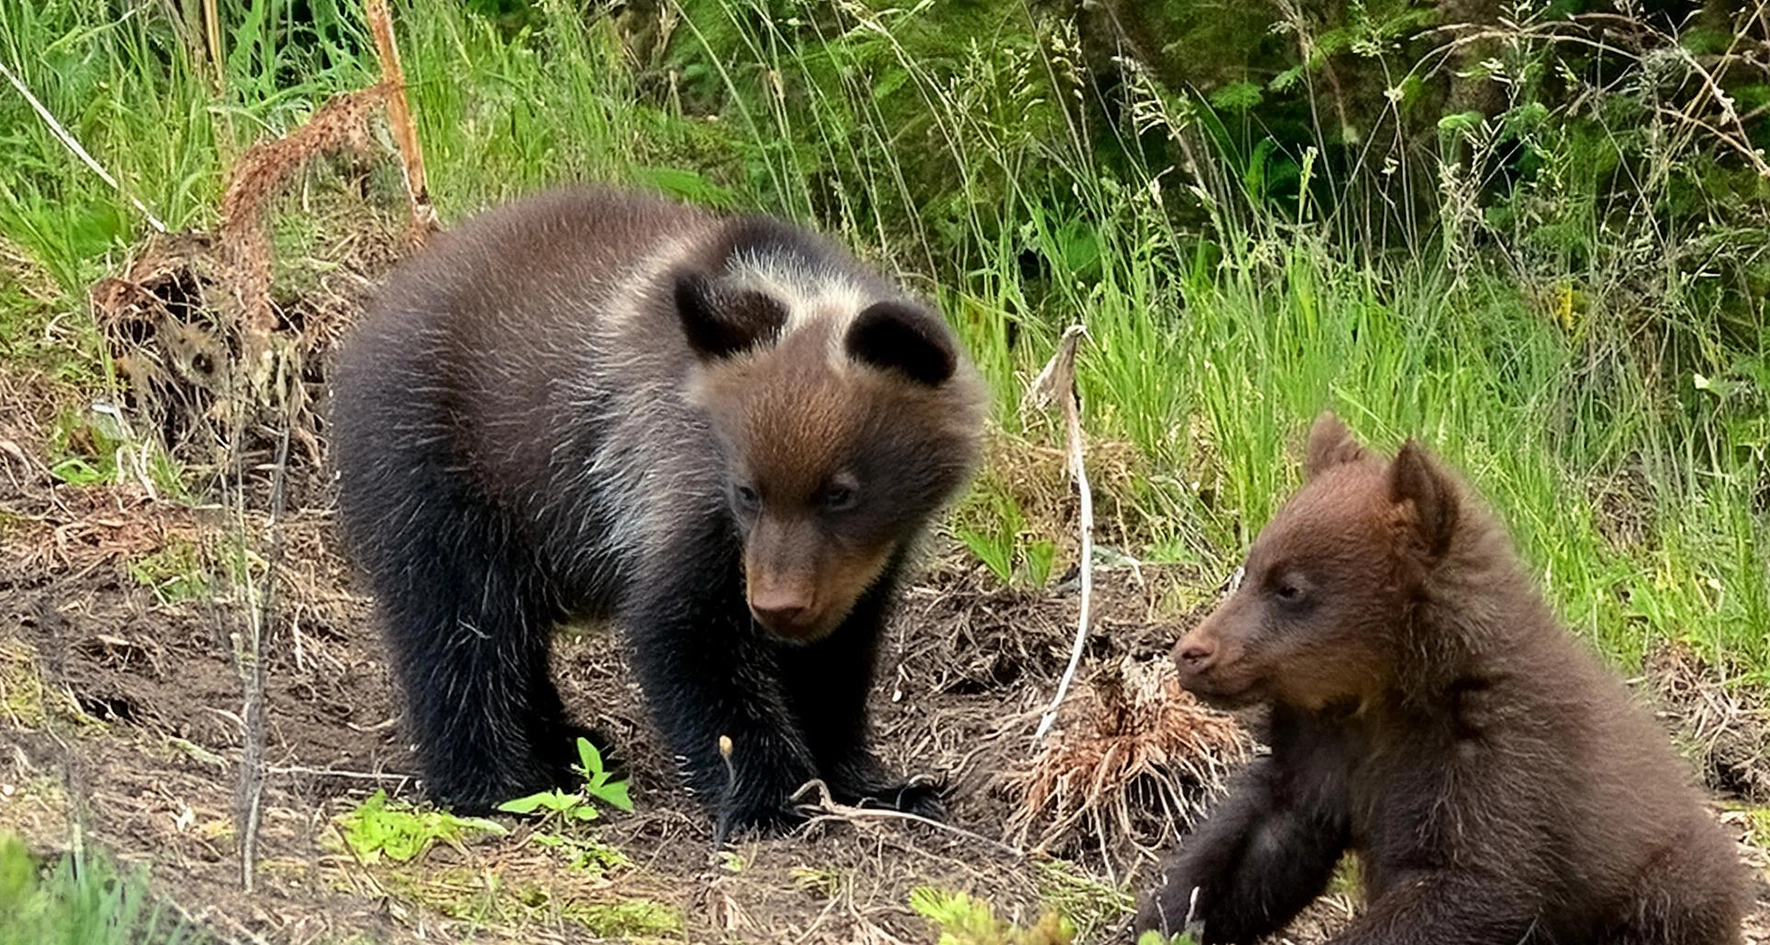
<box><xmin>496</xmin><ymin>738</ymin><xmax>634</xmax><ymax>875</ymax></box>
<box><xmin>335</xmin><ymin>791</ymin><xmax>506</xmax><ymax>864</ymax></box>
<box><xmin>528</xmin><ymin>829</ymin><xmax>628</xmax><ymax>874</ymax></box>
<box><xmin>497</xmin><ymin>737</ymin><xmax>632</xmax><ymax>820</ymax></box>
<box><xmin>572</xmin><ymin>737</ymin><xmax>633</xmax><ymax>812</ymax></box>
<box><xmin>496</xmin><ymin>787</ymin><xmax>598</xmax><ymax>822</ymax></box>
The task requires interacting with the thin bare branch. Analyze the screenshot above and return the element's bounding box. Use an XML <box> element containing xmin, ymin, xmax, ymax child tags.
<box><xmin>787</xmin><ymin>780</ymin><xmax>1024</xmax><ymax>858</ymax></box>
<box><xmin>1028</xmin><ymin>325</ymin><xmax>1094</xmax><ymax>744</ymax></box>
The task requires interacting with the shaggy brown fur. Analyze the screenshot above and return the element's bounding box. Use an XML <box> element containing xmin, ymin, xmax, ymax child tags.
<box><xmin>331</xmin><ymin>185</ymin><xmax>986</xmax><ymax>841</ymax></box>
<box><xmin>1133</xmin><ymin>413</ymin><xmax>1748</xmax><ymax>944</ymax></box>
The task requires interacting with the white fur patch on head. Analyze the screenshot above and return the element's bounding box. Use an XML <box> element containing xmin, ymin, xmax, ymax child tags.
<box><xmin>723</xmin><ymin>249</ymin><xmax>877</xmax><ymax>368</ymax></box>
<box><xmin>605</xmin><ymin>232</ymin><xmax>715</xmax><ymax>330</ymax></box>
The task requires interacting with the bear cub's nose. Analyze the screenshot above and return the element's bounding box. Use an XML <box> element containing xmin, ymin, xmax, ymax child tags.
<box><xmin>1174</xmin><ymin>639</ymin><xmax>1216</xmax><ymax>672</ymax></box>
<box><xmin>750</xmin><ymin>585</ymin><xmax>813</xmax><ymax>630</ymax></box>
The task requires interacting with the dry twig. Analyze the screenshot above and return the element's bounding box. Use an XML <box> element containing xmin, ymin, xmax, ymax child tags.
<box><xmin>1027</xmin><ymin>325</ymin><xmax>1093</xmax><ymax>743</ymax></box>
<box><xmin>787</xmin><ymin>780</ymin><xmax>1024</xmax><ymax>858</ymax></box>
<box><xmin>233</xmin><ymin>414</ymin><xmax>290</xmax><ymax>893</ymax></box>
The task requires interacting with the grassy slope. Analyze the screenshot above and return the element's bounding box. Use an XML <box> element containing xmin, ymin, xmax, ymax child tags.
<box><xmin>0</xmin><ymin>0</ymin><xmax>1763</xmax><ymax>685</ymax></box>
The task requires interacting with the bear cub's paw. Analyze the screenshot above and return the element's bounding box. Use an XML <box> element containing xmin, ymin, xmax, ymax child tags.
<box><xmin>714</xmin><ymin>796</ymin><xmax>811</xmax><ymax>846</ymax></box>
<box><xmin>1130</xmin><ymin>868</ymin><xmax>1207</xmax><ymax>943</ymax></box>
<box><xmin>826</xmin><ymin>755</ymin><xmax>950</xmax><ymax>820</ymax></box>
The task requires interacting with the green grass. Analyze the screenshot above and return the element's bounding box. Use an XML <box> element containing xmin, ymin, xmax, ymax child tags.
<box><xmin>910</xmin><ymin>885</ymin><xmax>1076</xmax><ymax>945</ymax></box>
<box><xmin>0</xmin><ymin>0</ymin><xmax>1764</xmax><ymax>698</ymax></box>
<box><xmin>330</xmin><ymin>789</ymin><xmax>508</xmax><ymax>865</ymax></box>
<box><xmin>0</xmin><ymin>834</ymin><xmax>206</xmax><ymax>945</ymax></box>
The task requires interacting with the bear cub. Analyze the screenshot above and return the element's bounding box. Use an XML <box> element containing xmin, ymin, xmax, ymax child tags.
<box><xmin>331</xmin><ymin>185</ymin><xmax>986</xmax><ymax>842</ymax></box>
<box><xmin>1134</xmin><ymin>413</ymin><xmax>1747</xmax><ymax>944</ymax></box>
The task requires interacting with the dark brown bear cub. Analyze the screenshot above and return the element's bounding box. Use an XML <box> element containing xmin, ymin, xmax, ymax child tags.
<box><xmin>1134</xmin><ymin>413</ymin><xmax>1746</xmax><ymax>944</ymax></box>
<box><xmin>331</xmin><ymin>185</ymin><xmax>985</xmax><ymax>842</ymax></box>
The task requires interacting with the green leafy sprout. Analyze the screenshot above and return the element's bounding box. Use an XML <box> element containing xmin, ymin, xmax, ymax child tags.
<box><xmin>497</xmin><ymin>737</ymin><xmax>633</xmax><ymax>820</ymax></box>
<box><xmin>335</xmin><ymin>790</ymin><xmax>508</xmax><ymax>864</ymax></box>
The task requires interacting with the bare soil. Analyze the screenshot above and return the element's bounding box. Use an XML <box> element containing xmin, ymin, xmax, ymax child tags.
<box><xmin>2</xmin><ymin>404</ymin><xmax>1767</xmax><ymax>943</ymax></box>
<box><xmin>0</xmin><ymin>454</ymin><xmax>1194</xmax><ymax>943</ymax></box>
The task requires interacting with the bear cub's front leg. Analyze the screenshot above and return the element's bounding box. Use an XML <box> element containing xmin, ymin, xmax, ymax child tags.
<box><xmin>1135</xmin><ymin>757</ymin><xmax>1348</xmax><ymax>943</ymax></box>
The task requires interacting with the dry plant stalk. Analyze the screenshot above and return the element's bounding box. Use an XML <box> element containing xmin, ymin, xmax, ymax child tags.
<box><xmin>1028</xmin><ymin>325</ymin><xmax>1093</xmax><ymax>743</ymax></box>
<box><xmin>217</xmin><ymin>82</ymin><xmax>391</xmax><ymax>378</ymax></box>
<box><xmin>234</xmin><ymin>418</ymin><xmax>291</xmax><ymax>893</ymax></box>
<box><xmin>788</xmin><ymin>780</ymin><xmax>1023</xmax><ymax>857</ymax></box>
<box><xmin>208</xmin><ymin>72</ymin><xmax>415</xmax><ymax>892</ymax></box>
<box><xmin>202</xmin><ymin>0</ymin><xmax>224</xmax><ymax>90</ymax></box>
<box><xmin>1429</xmin><ymin>6</ymin><xmax>1770</xmax><ymax>178</ymax></box>
<box><xmin>364</xmin><ymin>0</ymin><xmax>437</xmax><ymax>237</ymax></box>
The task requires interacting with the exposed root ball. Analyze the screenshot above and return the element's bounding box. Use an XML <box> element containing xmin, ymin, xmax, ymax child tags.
<box><xmin>1003</xmin><ymin>655</ymin><xmax>1249</xmax><ymax>864</ymax></box>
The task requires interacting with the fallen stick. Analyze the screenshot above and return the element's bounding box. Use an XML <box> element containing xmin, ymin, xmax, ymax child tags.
<box><xmin>787</xmin><ymin>780</ymin><xmax>1023</xmax><ymax>858</ymax></box>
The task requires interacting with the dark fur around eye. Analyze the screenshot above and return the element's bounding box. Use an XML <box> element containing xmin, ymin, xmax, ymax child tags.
<box><xmin>1270</xmin><ymin>576</ymin><xmax>1309</xmax><ymax>608</ymax></box>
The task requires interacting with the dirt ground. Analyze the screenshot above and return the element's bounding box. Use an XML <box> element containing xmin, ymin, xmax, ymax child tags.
<box><xmin>0</xmin><ymin>418</ymin><xmax>1767</xmax><ymax>943</ymax></box>
<box><xmin>0</xmin><ymin>445</ymin><xmax>1211</xmax><ymax>942</ymax></box>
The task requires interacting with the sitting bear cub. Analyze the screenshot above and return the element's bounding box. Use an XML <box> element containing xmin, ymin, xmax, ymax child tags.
<box><xmin>1134</xmin><ymin>413</ymin><xmax>1746</xmax><ymax>944</ymax></box>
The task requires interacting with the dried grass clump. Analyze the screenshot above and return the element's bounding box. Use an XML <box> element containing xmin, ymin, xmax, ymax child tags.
<box><xmin>91</xmin><ymin>234</ymin><xmax>227</xmax><ymax>458</ymax></box>
<box><xmin>1003</xmin><ymin>655</ymin><xmax>1250</xmax><ymax>864</ymax></box>
<box><xmin>1647</xmin><ymin>642</ymin><xmax>1770</xmax><ymax>803</ymax></box>
<box><xmin>89</xmin><ymin>84</ymin><xmax>413</xmax><ymax>486</ymax></box>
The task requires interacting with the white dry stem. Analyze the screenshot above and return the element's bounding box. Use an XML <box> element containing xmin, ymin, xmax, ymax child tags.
<box><xmin>201</xmin><ymin>0</ymin><xmax>224</xmax><ymax>89</ymax></box>
<box><xmin>1028</xmin><ymin>325</ymin><xmax>1094</xmax><ymax>743</ymax></box>
<box><xmin>0</xmin><ymin>61</ymin><xmax>167</xmax><ymax>233</ymax></box>
<box><xmin>787</xmin><ymin>780</ymin><xmax>1024</xmax><ymax>858</ymax></box>
<box><xmin>233</xmin><ymin>382</ymin><xmax>292</xmax><ymax>892</ymax></box>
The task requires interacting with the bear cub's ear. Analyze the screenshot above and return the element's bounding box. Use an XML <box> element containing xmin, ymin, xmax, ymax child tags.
<box><xmin>1303</xmin><ymin>411</ymin><xmax>1368</xmax><ymax>479</ymax></box>
<box><xmin>1389</xmin><ymin>439</ymin><xmax>1460</xmax><ymax>558</ymax></box>
<box><xmin>675</xmin><ymin>270</ymin><xmax>789</xmax><ymax>362</ymax></box>
<box><xmin>844</xmin><ymin>300</ymin><xmax>957</xmax><ymax>386</ymax></box>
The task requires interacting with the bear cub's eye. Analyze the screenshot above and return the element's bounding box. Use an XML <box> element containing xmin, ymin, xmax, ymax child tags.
<box><xmin>734</xmin><ymin>484</ymin><xmax>761</xmax><ymax>512</ymax></box>
<box><xmin>823</xmin><ymin>483</ymin><xmax>857</xmax><ymax>512</ymax></box>
<box><xmin>1270</xmin><ymin>573</ymin><xmax>1308</xmax><ymax>605</ymax></box>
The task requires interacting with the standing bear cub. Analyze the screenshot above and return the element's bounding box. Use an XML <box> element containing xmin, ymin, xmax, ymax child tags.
<box><xmin>331</xmin><ymin>185</ymin><xmax>986</xmax><ymax>841</ymax></box>
<box><xmin>1135</xmin><ymin>413</ymin><xmax>1746</xmax><ymax>944</ymax></box>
